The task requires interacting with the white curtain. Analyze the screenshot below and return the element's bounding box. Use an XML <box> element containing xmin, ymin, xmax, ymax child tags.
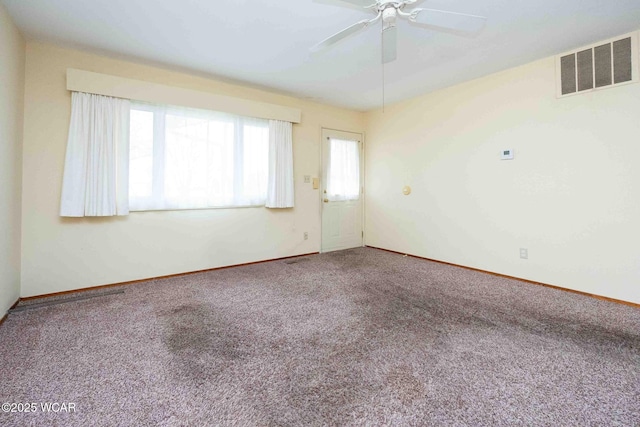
<box><xmin>266</xmin><ymin>120</ymin><xmax>294</xmax><ymax>208</ymax></box>
<box><xmin>327</xmin><ymin>138</ymin><xmax>360</xmax><ymax>202</ymax></box>
<box><xmin>60</xmin><ymin>92</ymin><xmax>130</xmax><ymax>217</ymax></box>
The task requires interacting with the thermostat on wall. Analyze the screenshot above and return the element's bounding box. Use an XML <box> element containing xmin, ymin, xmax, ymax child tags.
<box><xmin>500</xmin><ymin>149</ymin><xmax>514</xmax><ymax>160</ymax></box>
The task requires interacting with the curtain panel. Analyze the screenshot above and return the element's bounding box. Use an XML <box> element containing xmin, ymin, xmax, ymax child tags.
<box><xmin>266</xmin><ymin>120</ymin><xmax>294</xmax><ymax>208</ymax></box>
<box><xmin>60</xmin><ymin>92</ymin><xmax>130</xmax><ymax>217</ymax></box>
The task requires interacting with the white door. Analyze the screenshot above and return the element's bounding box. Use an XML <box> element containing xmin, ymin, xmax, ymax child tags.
<box><xmin>321</xmin><ymin>129</ymin><xmax>364</xmax><ymax>252</ymax></box>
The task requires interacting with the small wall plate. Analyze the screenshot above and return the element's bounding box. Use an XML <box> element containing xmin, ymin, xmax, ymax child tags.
<box><xmin>501</xmin><ymin>149</ymin><xmax>514</xmax><ymax>160</ymax></box>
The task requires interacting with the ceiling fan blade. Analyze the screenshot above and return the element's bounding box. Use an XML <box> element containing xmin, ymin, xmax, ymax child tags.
<box><xmin>409</xmin><ymin>8</ymin><xmax>487</xmax><ymax>35</ymax></box>
<box><xmin>311</xmin><ymin>19</ymin><xmax>371</xmax><ymax>52</ymax></box>
<box><xmin>382</xmin><ymin>25</ymin><xmax>397</xmax><ymax>63</ymax></box>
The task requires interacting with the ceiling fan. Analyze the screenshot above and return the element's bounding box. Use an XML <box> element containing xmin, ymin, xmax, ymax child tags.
<box><xmin>311</xmin><ymin>0</ymin><xmax>487</xmax><ymax>63</ymax></box>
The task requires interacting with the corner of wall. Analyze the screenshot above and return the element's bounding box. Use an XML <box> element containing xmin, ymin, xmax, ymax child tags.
<box><xmin>0</xmin><ymin>3</ymin><xmax>26</xmax><ymax>317</ymax></box>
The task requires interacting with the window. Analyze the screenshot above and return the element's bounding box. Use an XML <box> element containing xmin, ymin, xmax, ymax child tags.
<box><xmin>326</xmin><ymin>138</ymin><xmax>361</xmax><ymax>202</ymax></box>
<box><xmin>129</xmin><ymin>103</ymin><xmax>269</xmax><ymax>211</ymax></box>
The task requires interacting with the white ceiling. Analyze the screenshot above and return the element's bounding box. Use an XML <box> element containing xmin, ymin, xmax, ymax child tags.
<box><xmin>3</xmin><ymin>0</ymin><xmax>640</xmax><ymax>111</ymax></box>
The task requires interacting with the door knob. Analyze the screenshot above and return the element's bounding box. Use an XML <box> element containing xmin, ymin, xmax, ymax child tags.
<box><xmin>324</xmin><ymin>199</ymin><xmax>329</xmax><ymax>203</ymax></box>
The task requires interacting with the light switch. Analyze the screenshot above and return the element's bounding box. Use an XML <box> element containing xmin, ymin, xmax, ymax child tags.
<box><xmin>312</xmin><ymin>178</ymin><xmax>319</xmax><ymax>190</ymax></box>
<box><xmin>303</xmin><ymin>175</ymin><xmax>311</xmax><ymax>183</ymax></box>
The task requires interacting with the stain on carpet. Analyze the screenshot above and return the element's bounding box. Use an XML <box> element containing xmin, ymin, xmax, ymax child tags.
<box><xmin>6</xmin><ymin>248</ymin><xmax>635</xmax><ymax>426</ymax></box>
<box><xmin>354</xmin><ymin>277</ymin><xmax>640</xmax><ymax>362</ymax></box>
<box><xmin>160</xmin><ymin>303</ymin><xmax>250</xmax><ymax>384</ymax></box>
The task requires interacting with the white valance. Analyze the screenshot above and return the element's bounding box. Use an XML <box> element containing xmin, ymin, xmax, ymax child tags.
<box><xmin>66</xmin><ymin>69</ymin><xmax>301</xmax><ymax>124</ymax></box>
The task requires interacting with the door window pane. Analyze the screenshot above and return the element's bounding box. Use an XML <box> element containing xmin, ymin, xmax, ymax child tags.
<box><xmin>327</xmin><ymin>138</ymin><xmax>360</xmax><ymax>201</ymax></box>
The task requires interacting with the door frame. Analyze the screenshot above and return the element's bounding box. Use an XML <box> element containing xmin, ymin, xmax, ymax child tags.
<box><xmin>320</xmin><ymin>127</ymin><xmax>365</xmax><ymax>253</ymax></box>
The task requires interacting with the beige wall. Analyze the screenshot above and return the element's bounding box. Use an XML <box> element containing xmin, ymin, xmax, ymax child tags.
<box><xmin>18</xmin><ymin>36</ymin><xmax>640</xmax><ymax>304</ymax></box>
<box><xmin>365</xmin><ymin>53</ymin><xmax>640</xmax><ymax>304</ymax></box>
<box><xmin>21</xmin><ymin>42</ymin><xmax>364</xmax><ymax>297</ymax></box>
<box><xmin>0</xmin><ymin>5</ymin><xmax>25</xmax><ymax>315</ymax></box>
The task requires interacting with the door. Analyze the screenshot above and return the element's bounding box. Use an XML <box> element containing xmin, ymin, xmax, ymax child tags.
<box><xmin>321</xmin><ymin>129</ymin><xmax>364</xmax><ymax>252</ymax></box>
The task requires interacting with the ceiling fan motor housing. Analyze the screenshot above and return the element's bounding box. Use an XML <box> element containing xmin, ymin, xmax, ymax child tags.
<box><xmin>382</xmin><ymin>7</ymin><xmax>397</xmax><ymax>28</ymax></box>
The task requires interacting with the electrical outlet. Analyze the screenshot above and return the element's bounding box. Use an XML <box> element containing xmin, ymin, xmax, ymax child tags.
<box><xmin>519</xmin><ymin>248</ymin><xmax>528</xmax><ymax>259</ymax></box>
<box><xmin>304</xmin><ymin>175</ymin><xmax>311</xmax><ymax>183</ymax></box>
<box><xmin>304</xmin><ymin>232</ymin><xmax>308</xmax><ymax>240</ymax></box>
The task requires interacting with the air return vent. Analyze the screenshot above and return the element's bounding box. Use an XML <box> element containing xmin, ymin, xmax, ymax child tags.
<box><xmin>556</xmin><ymin>32</ymin><xmax>638</xmax><ymax>97</ymax></box>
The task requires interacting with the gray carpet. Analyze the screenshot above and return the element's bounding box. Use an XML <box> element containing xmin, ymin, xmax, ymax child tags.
<box><xmin>1</xmin><ymin>247</ymin><xmax>638</xmax><ymax>426</ymax></box>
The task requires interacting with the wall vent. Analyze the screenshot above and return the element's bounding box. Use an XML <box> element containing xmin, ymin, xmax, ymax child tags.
<box><xmin>556</xmin><ymin>32</ymin><xmax>638</xmax><ymax>97</ymax></box>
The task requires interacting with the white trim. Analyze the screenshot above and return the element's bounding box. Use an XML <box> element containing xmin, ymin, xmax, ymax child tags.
<box><xmin>320</xmin><ymin>127</ymin><xmax>365</xmax><ymax>253</ymax></box>
<box><xmin>66</xmin><ymin>68</ymin><xmax>302</xmax><ymax>123</ymax></box>
<box><xmin>555</xmin><ymin>31</ymin><xmax>639</xmax><ymax>98</ymax></box>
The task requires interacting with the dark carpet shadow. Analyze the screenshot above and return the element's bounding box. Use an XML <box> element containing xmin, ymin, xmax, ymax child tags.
<box><xmin>160</xmin><ymin>303</ymin><xmax>251</xmax><ymax>385</ymax></box>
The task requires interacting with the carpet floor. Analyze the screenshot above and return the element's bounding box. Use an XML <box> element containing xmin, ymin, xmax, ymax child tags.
<box><xmin>0</xmin><ymin>247</ymin><xmax>639</xmax><ymax>426</ymax></box>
